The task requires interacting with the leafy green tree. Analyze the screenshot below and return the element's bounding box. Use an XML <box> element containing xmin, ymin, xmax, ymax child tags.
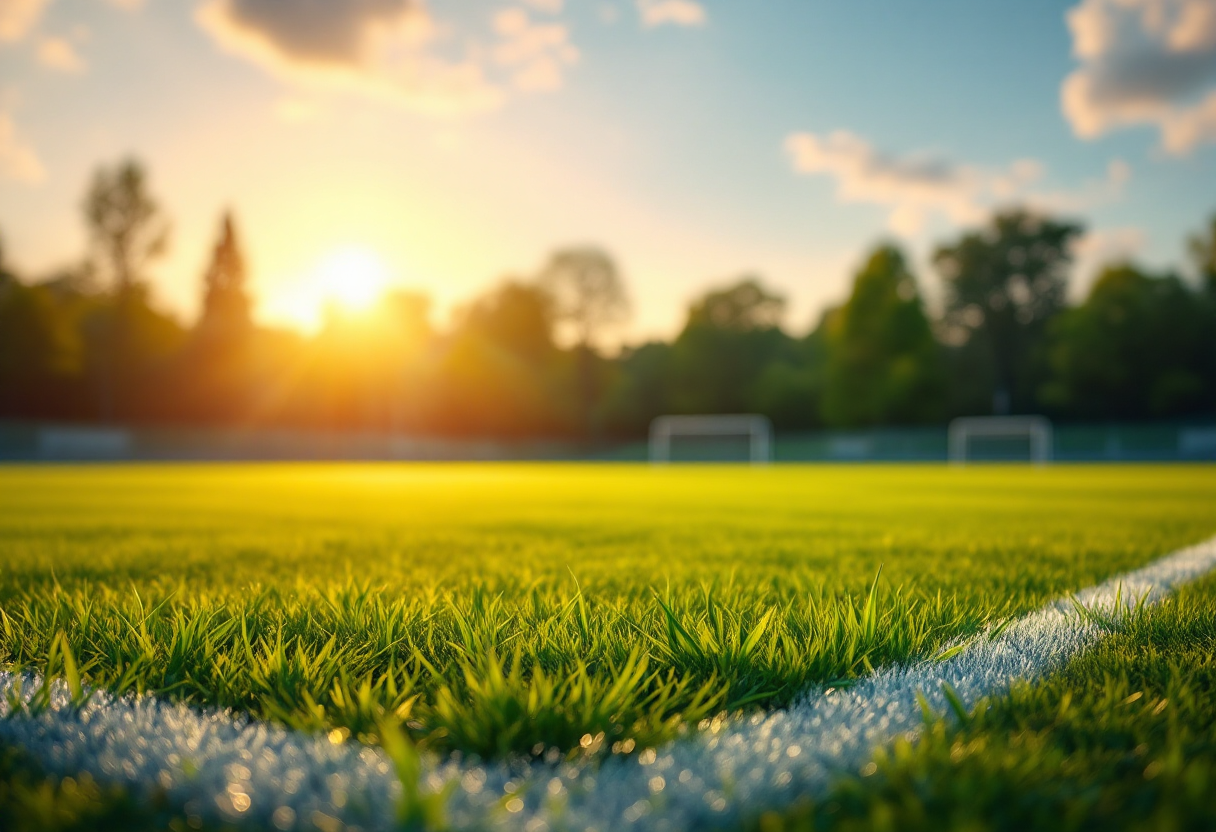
<box><xmin>461</xmin><ymin>280</ymin><xmax>556</xmax><ymax>365</ymax></box>
<box><xmin>686</xmin><ymin>278</ymin><xmax>784</xmax><ymax>331</ymax></box>
<box><xmin>1040</xmin><ymin>264</ymin><xmax>1216</xmax><ymax>419</ymax></box>
<box><xmin>1189</xmin><ymin>212</ymin><xmax>1216</xmax><ymax>295</ymax></box>
<box><xmin>934</xmin><ymin>209</ymin><xmax>1083</xmax><ymax>414</ymax></box>
<box><xmin>598</xmin><ymin>341</ymin><xmax>674</xmax><ymax>436</ymax></box>
<box><xmin>670</xmin><ymin>277</ymin><xmax>795</xmax><ymax>415</ymax></box>
<box><xmin>820</xmin><ymin>244</ymin><xmax>944</xmax><ymax>427</ymax></box>
<box><xmin>751</xmin><ymin>357</ymin><xmax>822</xmax><ymax>430</ymax></box>
<box><xmin>426</xmin><ymin>280</ymin><xmax>575</xmax><ymax>437</ymax></box>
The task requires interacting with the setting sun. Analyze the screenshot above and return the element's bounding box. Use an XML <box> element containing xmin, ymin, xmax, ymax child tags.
<box><xmin>317</xmin><ymin>247</ymin><xmax>389</xmax><ymax>313</ymax></box>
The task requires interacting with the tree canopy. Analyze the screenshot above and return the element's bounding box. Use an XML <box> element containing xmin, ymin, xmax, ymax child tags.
<box><xmin>821</xmin><ymin>245</ymin><xmax>944</xmax><ymax>427</ymax></box>
<box><xmin>2</xmin><ymin>158</ymin><xmax>1214</xmax><ymax>437</ymax></box>
<box><xmin>935</xmin><ymin>209</ymin><xmax>1084</xmax><ymax>414</ymax></box>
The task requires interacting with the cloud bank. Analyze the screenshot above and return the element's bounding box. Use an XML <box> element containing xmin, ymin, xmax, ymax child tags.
<box><xmin>1062</xmin><ymin>0</ymin><xmax>1216</xmax><ymax>153</ymax></box>
<box><xmin>196</xmin><ymin>1</ymin><xmax>589</xmax><ymax>113</ymax></box>
<box><xmin>786</xmin><ymin>130</ymin><xmax>1128</xmax><ymax>235</ymax></box>
<box><xmin>636</xmin><ymin>0</ymin><xmax>707</xmax><ymax>28</ymax></box>
<box><xmin>195</xmin><ymin>0</ymin><xmax>508</xmax><ymax>114</ymax></box>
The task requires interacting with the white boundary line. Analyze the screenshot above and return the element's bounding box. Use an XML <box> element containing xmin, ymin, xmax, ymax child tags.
<box><xmin>3</xmin><ymin>535</ymin><xmax>1216</xmax><ymax>831</ymax></box>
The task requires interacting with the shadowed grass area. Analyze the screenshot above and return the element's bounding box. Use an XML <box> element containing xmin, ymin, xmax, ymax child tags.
<box><xmin>758</xmin><ymin>574</ymin><xmax>1216</xmax><ymax>832</ymax></box>
<box><xmin>1</xmin><ymin>464</ymin><xmax>1214</xmax><ymax>759</ymax></box>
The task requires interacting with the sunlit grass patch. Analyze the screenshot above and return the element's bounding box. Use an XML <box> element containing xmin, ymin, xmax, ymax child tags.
<box><xmin>0</xmin><ymin>463</ymin><xmax>1214</xmax><ymax>761</ymax></box>
<box><xmin>760</xmin><ymin>574</ymin><xmax>1216</xmax><ymax>832</ymax></box>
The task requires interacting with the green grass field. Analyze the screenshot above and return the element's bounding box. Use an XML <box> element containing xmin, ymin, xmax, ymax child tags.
<box><xmin>1</xmin><ymin>463</ymin><xmax>1215</xmax><ymax>830</ymax></box>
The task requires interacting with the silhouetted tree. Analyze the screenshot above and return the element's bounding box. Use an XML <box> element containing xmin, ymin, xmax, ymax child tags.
<box><xmin>821</xmin><ymin>244</ymin><xmax>944</xmax><ymax>426</ymax></box>
<box><xmin>0</xmin><ymin>237</ymin><xmax>86</xmax><ymax>417</ymax></box>
<box><xmin>935</xmin><ymin>209</ymin><xmax>1083</xmax><ymax>414</ymax></box>
<box><xmin>179</xmin><ymin>212</ymin><xmax>255</xmax><ymax>422</ymax></box>
<box><xmin>82</xmin><ymin>158</ymin><xmax>172</xmax><ymax>419</ymax></box>
<box><xmin>84</xmin><ymin>160</ymin><xmax>169</xmax><ymax>292</ymax></box>
<box><xmin>537</xmin><ymin>247</ymin><xmax>629</xmax><ymax>435</ymax></box>
<box><xmin>0</xmin><ymin>234</ymin><xmax>12</xmax><ymax>285</ymax></box>
<box><xmin>537</xmin><ymin>248</ymin><xmax>629</xmax><ymax>349</ymax></box>
<box><xmin>199</xmin><ymin>212</ymin><xmax>251</xmax><ymax>339</ymax></box>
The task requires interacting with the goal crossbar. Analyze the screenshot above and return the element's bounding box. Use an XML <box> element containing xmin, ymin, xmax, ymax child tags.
<box><xmin>948</xmin><ymin>416</ymin><xmax>1053</xmax><ymax>465</ymax></box>
<box><xmin>649</xmin><ymin>414</ymin><xmax>773</xmax><ymax>464</ymax></box>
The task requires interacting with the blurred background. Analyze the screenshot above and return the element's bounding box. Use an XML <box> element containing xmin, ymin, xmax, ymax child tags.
<box><xmin>1</xmin><ymin>0</ymin><xmax>1214</xmax><ymax>461</ymax></box>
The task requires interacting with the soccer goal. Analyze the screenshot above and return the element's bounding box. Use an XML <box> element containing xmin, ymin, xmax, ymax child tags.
<box><xmin>948</xmin><ymin>416</ymin><xmax>1053</xmax><ymax>465</ymax></box>
<box><xmin>649</xmin><ymin>414</ymin><xmax>773</xmax><ymax>464</ymax></box>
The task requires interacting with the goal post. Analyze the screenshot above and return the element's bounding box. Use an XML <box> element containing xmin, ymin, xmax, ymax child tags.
<box><xmin>649</xmin><ymin>414</ymin><xmax>773</xmax><ymax>464</ymax></box>
<box><xmin>948</xmin><ymin>415</ymin><xmax>1053</xmax><ymax>465</ymax></box>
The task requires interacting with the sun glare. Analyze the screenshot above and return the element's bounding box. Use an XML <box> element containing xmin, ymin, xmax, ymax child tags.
<box><xmin>317</xmin><ymin>247</ymin><xmax>390</xmax><ymax>312</ymax></box>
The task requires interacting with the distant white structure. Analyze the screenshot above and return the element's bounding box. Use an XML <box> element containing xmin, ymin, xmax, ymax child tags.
<box><xmin>948</xmin><ymin>416</ymin><xmax>1053</xmax><ymax>465</ymax></box>
<box><xmin>649</xmin><ymin>414</ymin><xmax>773</xmax><ymax>464</ymax></box>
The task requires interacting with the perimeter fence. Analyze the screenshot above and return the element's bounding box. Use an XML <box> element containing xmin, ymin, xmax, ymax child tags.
<box><xmin>1</xmin><ymin>420</ymin><xmax>1213</xmax><ymax>463</ymax></box>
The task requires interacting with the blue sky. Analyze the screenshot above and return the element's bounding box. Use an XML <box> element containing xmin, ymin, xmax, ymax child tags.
<box><xmin>1</xmin><ymin>0</ymin><xmax>1214</xmax><ymax>341</ymax></box>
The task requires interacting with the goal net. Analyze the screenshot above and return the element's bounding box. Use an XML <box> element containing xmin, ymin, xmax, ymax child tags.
<box><xmin>948</xmin><ymin>416</ymin><xmax>1053</xmax><ymax>465</ymax></box>
<box><xmin>649</xmin><ymin>414</ymin><xmax>773</xmax><ymax>464</ymax></box>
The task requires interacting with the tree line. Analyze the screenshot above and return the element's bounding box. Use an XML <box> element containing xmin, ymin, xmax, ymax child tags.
<box><xmin>1</xmin><ymin>158</ymin><xmax>1214</xmax><ymax>438</ymax></box>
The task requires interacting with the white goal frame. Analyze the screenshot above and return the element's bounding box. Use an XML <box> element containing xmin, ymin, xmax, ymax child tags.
<box><xmin>948</xmin><ymin>416</ymin><xmax>1053</xmax><ymax>465</ymax></box>
<box><xmin>649</xmin><ymin>414</ymin><xmax>773</xmax><ymax>464</ymax></box>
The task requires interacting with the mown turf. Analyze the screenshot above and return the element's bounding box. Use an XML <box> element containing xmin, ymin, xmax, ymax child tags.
<box><xmin>759</xmin><ymin>573</ymin><xmax>1216</xmax><ymax>832</ymax></box>
<box><xmin>1</xmin><ymin>464</ymin><xmax>1214</xmax><ymax>760</ymax></box>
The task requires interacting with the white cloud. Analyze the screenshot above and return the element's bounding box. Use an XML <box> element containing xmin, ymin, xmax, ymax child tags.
<box><xmin>786</xmin><ymin>130</ymin><xmax>1129</xmax><ymax>235</ymax></box>
<box><xmin>1021</xmin><ymin>157</ymin><xmax>1132</xmax><ymax>215</ymax></box>
<box><xmin>521</xmin><ymin>0</ymin><xmax>563</xmax><ymax>12</ymax></box>
<box><xmin>195</xmin><ymin>0</ymin><xmax>505</xmax><ymax>114</ymax></box>
<box><xmin>637</xmin><ymin>0</ymin><xmax>706</xmax><ymax>28</ymax></box>
<box><xmin>0</xmin><ymin>0</ymin><xmax>50</xmax><ymax>42</ymax></box>
<box><xmin>37</xmin><ymin>35</ymin><xmax>85</xmax><ymax>72</ymax></box>
<box><xmin>0</xmin><ymin>113</ymin><xmax>44</xmax><ymax>183</ymax></box>
<box><xmin>493</xmin><ymin>7</ymin><xmax>578</xmax><ymax>92</ymax></box>
<box><xmin>1062</xmin><ymin>0</ymin><xmax>1216</xmax><ymax>153</ymax></box>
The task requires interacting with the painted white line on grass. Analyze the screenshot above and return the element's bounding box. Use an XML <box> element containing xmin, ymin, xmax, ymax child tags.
<box><xmin>3</xmin><ymin>535</ymin><xmax>1216</xmax><ymax>831</ymax></box>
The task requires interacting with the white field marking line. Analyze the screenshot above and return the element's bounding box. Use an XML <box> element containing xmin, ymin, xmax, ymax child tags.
<box><xmin>2</xmin><ymin>536</ymin><xmax>1216</xmax><ymax>831</ymax></box>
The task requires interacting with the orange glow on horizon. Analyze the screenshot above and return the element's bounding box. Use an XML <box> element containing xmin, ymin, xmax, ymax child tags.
<box><xmin>261</xmin><ymin>245</ymin><xmax>399</xmax><ymax>332</ymax></box>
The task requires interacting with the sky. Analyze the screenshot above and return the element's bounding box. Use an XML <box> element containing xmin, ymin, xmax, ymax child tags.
<box><xmin>1</xmin><ymin>0</ymin><xmax>1214</xmax><ymax>344</ymax></box>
